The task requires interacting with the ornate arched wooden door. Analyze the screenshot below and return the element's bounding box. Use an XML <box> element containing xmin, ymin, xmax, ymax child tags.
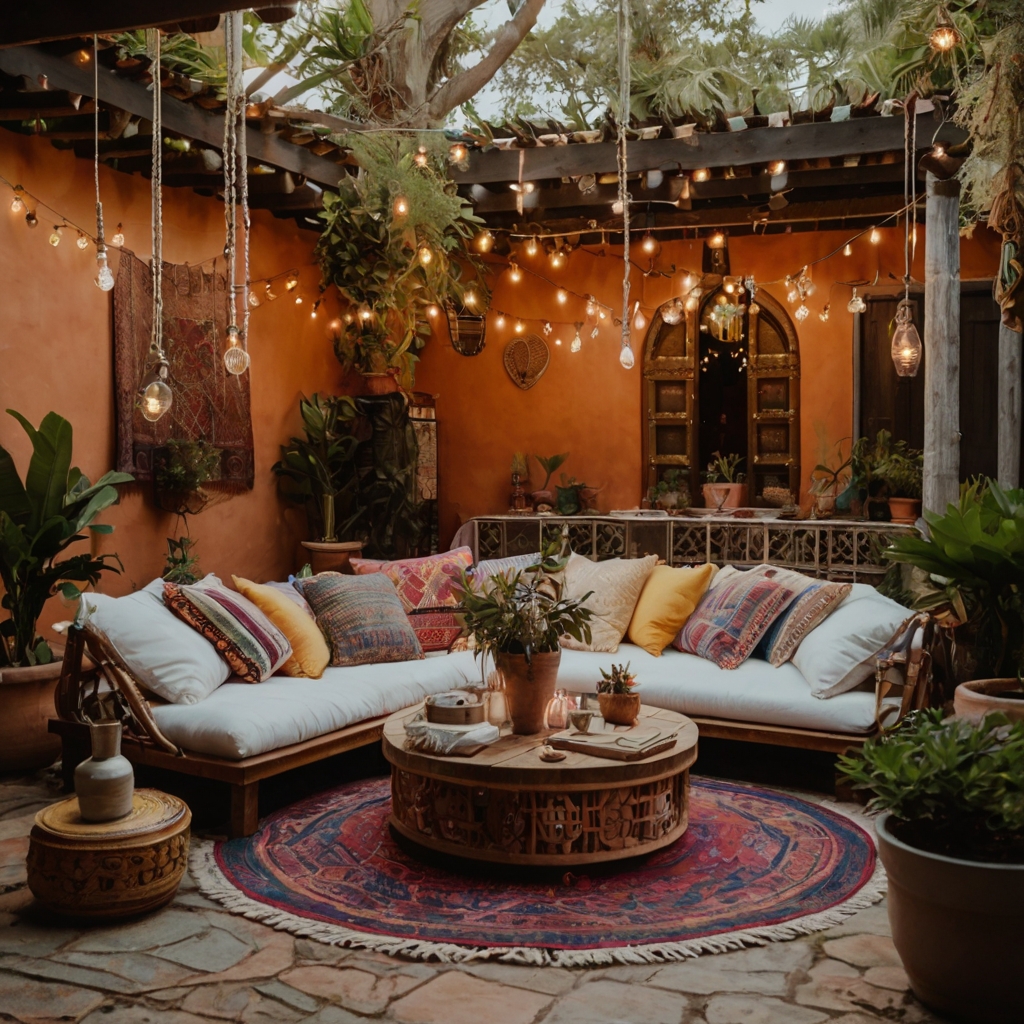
<box><xmin>642</xmin><ymin>280</ymin><xmax>800</xmax><ymax>504</ymax></box>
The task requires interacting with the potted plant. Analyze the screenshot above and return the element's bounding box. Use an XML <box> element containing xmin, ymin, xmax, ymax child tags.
<box><xmin>531</xmin><ymin>452</ymin><xmax>569</xmax><ymax>508</ymax></box>
<box><xmin>273</xmin><ymin>394</ymin><xmax>365</xmax><ymax>573</ymax></box>
<box><xmin>597</xmin><ymin>662</ymin><xmax>640</xmax><ymax>725</ymax></box>
<box><xmin>880</xmin><ymin>446</ymin><xmax>923</xmax><ymax>524</ymax></box>
<box><xmin>457</xmin><ymin>548</ymin><xmax>592</xmax><ymax>734</ymax></box>
<box><xmin>850</xmin><ymin>431</ymin><xmax>892</xmax><ymax>520</ymax></box>
<box><xmin>838</xmin><ymin>709</ymin><xmax>1024</xmax><ymax>1023</ymax></box>
<box><xmin>154</xmin><ymin>437</ymin><xmax>221</xmax><ymax>584</ymax></box>
<box><xmin>810</xmin><ymin>443</ymin><xmax>852</xmax><ymax>519</ymax></box>
<box><xmin>0</xmin><ymin>410</ymin><xmax>132</xmax><ymax>769</ymax></box>
<box><xmin>648</xmin><ymin>468</ymin><xmax>690</xmax><ymax>510</ymax></box>
<box><xmin>885</xmin><ymin>478</ymin><xmax>1024</xmax><ymax>712</ymax></box>
<box><xmin>316</xmin><ymin>134</ymin><xmax>487</xmax><ymax>390</ymax></box>
<box><xmin>702</xmin><ymin>452</ymin><xmax>746</xmax><ymax>510</ymax></box>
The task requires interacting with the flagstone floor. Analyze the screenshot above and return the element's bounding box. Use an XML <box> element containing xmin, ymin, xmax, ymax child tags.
<box><xmin>0</xmin><ymin>769</ymin><xmax>952</xmax><ymax>1024</ymax></box>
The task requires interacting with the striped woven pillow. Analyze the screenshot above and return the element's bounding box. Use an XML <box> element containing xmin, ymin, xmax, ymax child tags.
<box><xmin>164</xmin><ymin>575</ymin><xmax>292</xmax><ymax>683</ymax></box>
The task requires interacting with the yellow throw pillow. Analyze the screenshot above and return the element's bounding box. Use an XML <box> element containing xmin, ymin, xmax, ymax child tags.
<box><xmin>231</xmin><ymin>576</ymin><xmax>330</xmax><ymax>679</ymax></box>
<box><xmin>627</xmin><ymin>563</ymin><xmax>718</xmax><ymax>657</ymax></box>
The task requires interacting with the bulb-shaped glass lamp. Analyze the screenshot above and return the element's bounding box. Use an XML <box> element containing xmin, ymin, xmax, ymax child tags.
<box><xmin>891</xmin><ymin>299</ymin><xmax>922</xmax><ymax>377</ymax></box>
<box><xmin>139</xmin><ymin>360</ymin><xmax>173</xmax><ymax>422</ymax></box>
<box><xmin>95</xmin><ymin>250</ymin><xmax>115</xmax><ymax>291</ymax></box>
<box><xmin>847</xmin><ymin>289</ymin><xmax>867</xmax><ymax>314</ymax></box>
<box><xmin>223</xmin><ymin>325</ymin><xmax>250</xmax><ymax>376</ymax></box>
<box><xmin>619</xmin><ymin>344</ymin><xmax>635</xmax><ymax>370</ymax></box>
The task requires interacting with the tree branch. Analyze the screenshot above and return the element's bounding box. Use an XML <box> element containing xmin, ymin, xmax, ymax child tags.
<box><xmin>426</xmin><ymin>0</ymin><xmax>547</xmax><ymax>121</ymax></box>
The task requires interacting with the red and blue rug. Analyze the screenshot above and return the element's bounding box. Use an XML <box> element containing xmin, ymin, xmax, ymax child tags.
<box><xmin>192</xmin><ymin>776</ymin><xmax>883</xmax><ymax>966</ymax></box>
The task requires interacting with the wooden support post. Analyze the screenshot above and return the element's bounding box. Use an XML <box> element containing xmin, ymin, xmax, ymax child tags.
<box><xmin>923</xmin><ymin>173</ymin><xmax>961</xmax><ymax>513</ymax></box>
<box><xmin>230</xmin><ymin>782</ymin><xmax>259</xmax><ymax>838</ymax></box>
<box><xmin>998</xmin><ymin>323</ymin><xmax>1022</xmax><ymax>489</ymax></box>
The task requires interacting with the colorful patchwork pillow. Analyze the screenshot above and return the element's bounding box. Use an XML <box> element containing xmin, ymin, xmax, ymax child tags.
<box><xmin>296</xmin><ymin>572</ymin><xmax>423</xmax><ymax>667</ymax></box>
<box><xmin>350</xmin><ymin>557</ymin><xmax>387</xmax><ymax>574</ymax></box>
<box><xmin>353</xmin><ymin>547</ymin><xmax>474</xmax><ymax>613</ymax></box>
<box><xmin>743</xmin><ymin>565</ymin><xmax>852</xmax><ymax>666</ymax></box>
<box><xmin>675</xmin><ymin>570</ymin><xmax>798</xmax><ymax>669</ymax></box>
<box><xmin>407</xmin><ymin>610</ymin><xmax>465</xmax><ymax>653</ymax></box>
<box><xmin>163</xmin><ymin>575</ymin><xmax>292</xmax><ymax>683</ymax></box>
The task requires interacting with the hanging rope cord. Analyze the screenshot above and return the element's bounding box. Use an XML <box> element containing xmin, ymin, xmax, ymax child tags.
<box><xmin>93</xmin><ymin>34</ymin><xmax>106</xmax><ymax>249</ymax></box>
<box><xmin>617</xmin><ymin>0</ymin><xmax>632</xmax><ymax>357</ymax></box>
<box><xmin>147</xmin><ymin>28</ymin><xmax>165</xmax><ymax>363</ymax></box>
<box><xmin>223</xmin><ymin>12</ymin><xmax>250</xmax><ymax>342</ymax></box>
<box><xmin>224</xmin><ymin>17</ymin><xmax>238</xmax><ymax>330</ymax></box>
<box><xmin>903</xmin><ymin>95</ymin><xmax>917</xmax><ymax>307</ymax></box>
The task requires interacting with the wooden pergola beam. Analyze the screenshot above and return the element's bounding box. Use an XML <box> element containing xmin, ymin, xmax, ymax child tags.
<box><xmin>0</xmin><ymin>46</ymin><xmax>344</xmax><ymax>189</ymax></box>
<box><xmin>453</xmin><ymin>116</ymin><xmax>968</xmax><ymax>185</ymax></box>
<box><xmin>0</xmin><ymin>4</ymin><xmax>283</xmax><ymax>50</ymax></box>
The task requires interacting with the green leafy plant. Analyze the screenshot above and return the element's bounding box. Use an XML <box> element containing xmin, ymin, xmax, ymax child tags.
<box><xmin>556</xmin><ymin>474</ymin><xmax>592</xmax><ymax>515</ymax></box>
<box><xmin>456</xmin><ymin>545</ymin><xmax>593</xmax><ymax>672</ymax></box>
<box><xmin>838</xmin><ymin>709</ymin><xmax>1024</xmax><ymax>863</ymax></box>
<box><xmin>704</xmin><ymin>451</ymin><xmax>745</xmax><ymax>484</ymax></box>
<box><xmin>882</xmin><ymin>448</ymin><xmax>924</xmax><ymax>500</ymax></box>
<box><xmin>810</xmin><ymin>440</ymin><xmax>853</xmax><ymax>497</ymax></box>
<box><xmin>316</xmin><ymin>134</ymin><xmax>486</xmax><ymax>387</ymax></box>
<box><xmin>598</xmin><ymin>662</ymin><xmax>637</xmax><ymax>695</ymax></box>
<box><xmin>162</xmin><ymin>536</ymin><xmax>201</xmax><ymax>586</ymax></box>
<box><xmin>649</xmin><ymin>468</ymin><xmax>690</xmax><ymax>508</ymax></box>
<box><xmin>0</xmin><ymin>410</ymin><xmax>133</xmax><ymax>667</ymax></box>
<box><xmin>885</xmin><ymin>478</ymin><xmax>1024</xmax><ymax>677</ymax></box>
<box><xmin>273</xmin><ymin>393</ymin><xmax>362</xmax><ymax>543</ymax></box>
<box><xmin>533</xmin><ymin>452</ymin><xmax>569</xmax><ymax>492</ymax></box>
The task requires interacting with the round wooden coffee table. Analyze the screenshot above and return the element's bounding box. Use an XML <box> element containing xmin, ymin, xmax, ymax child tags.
<box><xmin>382</xmin><ymin>705</ymin><xmax>698</xmax><ymax>866</ymax></box>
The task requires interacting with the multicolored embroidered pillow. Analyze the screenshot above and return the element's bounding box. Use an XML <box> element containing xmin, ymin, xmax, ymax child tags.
<box><xmin>163</xmin><ymin>575</ymin><xmax>292</xmax><ymax>683</ymax></box>
<box><xmin>350</xmin><ymin>557</ymin><xmax>387</xmax><ymax>574</ymax></box>
<box><xmin>354</xmin><ymin>548</ymin><xmax>474</xmax><ymax>613</ymax></box>
<box><xmin>675</xmin><ymin>571</ymin><xmax>798</xmax><ymax>669</ymax></box>
<box><xmin>407</xmin><ymin>610</ymin><xmax>464</xmax><ymax>653</ymax></box>
<box><xmin>745</xmin><ymin>565</ymin><xmax>852</xmax><ymax>666</ymax></box>
<box><xmin>296</xmin><ymin>572</ymin><xmax>423</xmax><ymax>667</ymax></box>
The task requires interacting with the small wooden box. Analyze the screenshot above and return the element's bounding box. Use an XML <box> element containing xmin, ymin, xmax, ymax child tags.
<box><xmin>425</xmin><ymin>691</ymin><xmax>486</xmax><ymax>725</ymax></box>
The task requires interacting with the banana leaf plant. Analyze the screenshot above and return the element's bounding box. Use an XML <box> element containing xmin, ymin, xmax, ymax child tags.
<box><xmin>885</xmin><ymin>478</ymin><xmax>1024</xmax><ymax>677</ymax></box>
<box><xmin>0</xmin><ymin>410</ymin><xmax>133</xmax><ymax>667</ymax></box>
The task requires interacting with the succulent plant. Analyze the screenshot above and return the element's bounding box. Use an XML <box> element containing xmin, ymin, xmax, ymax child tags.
<box><xmin>598</xmin><ymin>662</ymin><xmax>637</xmax><ymax>695</ymax></box>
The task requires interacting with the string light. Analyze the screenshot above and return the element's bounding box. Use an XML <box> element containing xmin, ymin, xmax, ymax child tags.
<box><xmin>508</xmin><ymin>262</ymin><xmax>522</xmax><ymax>283</ymax></box>
<box><xmin>111</xmin><ymin>223</ymin><xmax>124</xmax><ymax>246</ymax></box>
<box><xmin>393</xmin><ymin>194</ymin><xmax>409</xmax><ymax>218</ymax></box>
<box><xmin>495</xmin><ymin>314</ymin><xmax>506</xmax><ymax>329</ymax></box>
<box><xmin>819</xmin><ymin>304</ymin><xmax>831</xmax><ymax>322</ymax></box>
<box><xmin>632</xmin><ymin>301</ymin><xmax>647</xmax><ymax>332</ymax></box>
<box><xmin>294</xmin><ymin>294</ymin><xmax>303</xmax><ymax>305</ymax></box>
<box><xmin>413</xmin><ymin>145</ymin><xmax>429</xmax><ymax>167</ymax></box>
<box><xmin>794</xmin><ymin>304</ymin><xmax>810</xmax><ymax>321</ymax></box>
<box><xmin>76</xmin><ymin>231</ymin><xmax>89</xmax><ymax>249</ymax></box>
<box><xmin>549</xmin><ymin>249</ymin><xmax>566</xmax><ymax>269</ymax></box>
<box><xmin>25</xmin><ymin>211</ymin><xmax>38</xmax><ymax>228</ymax></box>
<box><xmin>640</xmin><ymin>232</ymin><xmax>658</xmax><ymax>256</ymax></box>
<box><xmin>448</xmin><ymin>142</ymin><xmax>469</xmax><ymax>164</ymax></box>
<box><xmin>570</xmin><ymin>324</ymin><xmax>582</xmax><ymax>353</ymax></box>
<box><xmin>930</xmin><ymin>9</ymin><xmax>960</xmax><ymax>51</ymax></box>
<box><xmin>248</xmin><ymin>288</ymin><xmax>261</xmax><ymax>307</ymax></box>
<box><xmin>464</xmin><ymin>288</ymin><xmax>479</xmax><ymax>309</ymax></box>
<box><xmin>418</xmin><ymin>244</ymin><xmax>433</xmax><ymax>266</ymax></box>
<box><xmin>523</xmin><ymin>236</ymin><xmax>539</xmax><ymax>258</ymax></box>
<box><xmin>265</xmin><ymin>281</ymin><xmax>277</xmax><ymax>301</ymax></box>
<box><xmin>708</xmin><ymin>231</ymin><xmax>726</xmax><ymax>249</ymax></box>
<box><xmin>473</xmin><ymin>229</ymin><xmax>494</xmax><ymax>254</ymax></box>
<box><xmin>847</xmin><ymin>288</ymin><xmax>866</xmax><ymax>314</ymax></box>
<box><xmin>692</xmin><ymin>168</ymin><xmax>710</xmax><ymax>183</ymax></box>
<box><xmin>869</xmin><ymin>227</ymin><xmax>881</xmax><ymax>244</ymax></box>
<box><xmin>48</xmin><ymin>225</ymin><xmax>62</xmax><ymax>246</ymax></box>
<box><xmin>310</xmin><ymin>299</ymin><xmax>320</xmax><ymax>319</ymax></box>
<box><xmin>556</xmin><ymin>288</ymin><xmax>568</xmax><ymax>304</ymax></box>
<box><xmin>514</xmin><ymin>320</ymin><xmax>525</xmax><ymax>334</ymax></box>
<box><xmin>285</xmin><ymin>273</ymin><xmax>299</xmax><ymax>292</ymax></box>
<box><xmin>843</xmin><ymin>243</ymin><xmax>853</xmax><ymax>256</ymax></box>
<box><xmin>768</xmin><ymin>160</ymin><xmax>786</xmax><ymax>175</ymax></box>
<box><xmin>542</xmin><ymin>322</ymin><xmax>552</xmax><ymax>336</ymax></box>
<box><xmin>585</xmin><ymin>295</ymin><xmax>598</xmax><ymax>317</ymax></box>
<box><xmin>426</xmin><ymin>304</ymin><xmax>441</xmax><ymax>319</ymax></box>
<box><xmin>509</xmin><ymin>181</ymin><xmax>535</xmax><ymax>194</ymax></box>
<box><xmin>10</xmin><ymin>188</ymin><xmax>24</xmax><ymax>213</ymax></box>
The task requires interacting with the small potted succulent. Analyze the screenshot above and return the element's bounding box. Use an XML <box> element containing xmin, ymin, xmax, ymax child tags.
<box><xmin>597</xmin><ymin>662</ymin><xmax>640</xmax><ymax>726</ymax></box>
<box><xmin>457</xmin><ymin>546</ymin><xmax>592</xmax><ymax>734</ymax></box>
<box><xmin>649</xmin><ymin>468</ymin><xmax>690</xmax><ymax>511</ymax></box>
<box><xmin>702</xmin><ymin>452</ymin><xmax>746</xmax><ymax>510</ymax></box>
<box><xmin>838</xmin><ymin>709</ymin><xmax>1024</xmax><ymax>1023</ymax></box>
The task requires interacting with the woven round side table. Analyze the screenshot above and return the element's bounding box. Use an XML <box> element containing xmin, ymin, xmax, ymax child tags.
<box><xmin>27</xmin><ymin>788</ymin><xmax>191</xmax><ymax>919</ymax></box>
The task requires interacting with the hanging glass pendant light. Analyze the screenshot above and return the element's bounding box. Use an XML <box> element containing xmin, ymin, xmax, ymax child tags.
<box><xmin>140</xmin><ymin>361</ymin><xmax>173</xmax><ymax>422</ymax></box>
<box><xmin>891</xmin><ymin>299</ymin><xmax>922</xmax><ymax>377</ymax></box>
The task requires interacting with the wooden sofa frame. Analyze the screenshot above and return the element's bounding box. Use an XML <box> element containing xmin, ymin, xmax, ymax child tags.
<box><xmin>50</xmin><ymin>616</ymin><xmax>934</xmax><ymax>837</ymax></box>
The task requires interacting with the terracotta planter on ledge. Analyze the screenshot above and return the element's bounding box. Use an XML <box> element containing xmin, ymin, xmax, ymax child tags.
<box><xmin>876</xmin><ymin>812</ymin><xmax>1024</xmax><ymax>1024</ymax></box>
<box><xmin>0</xmin><ymin>644</ymin><xmax>64</xmax><ymax>772</ymax></box>
<box><xmin>497</xmin><ymin>649</ymin><xmax>561</xmax><ymax>735</ymax></box>
<box><xmin>702</xmin><ymin>482</ymin><xmax>747</xmax><ymax>510</ymax></box>
<box><xmin>599</xmin><ymin>692</ymin><xmax>641</xmax><ymax>726</ymax></box>
<box><xmin>953</xmin><ymin>678</ymin><xmax>1024</xmax><ymax>724</ymax></box>
<box><xmin>300</xmin><ymin>540</ymin><xmax>364</xmax><ymax>575</ymax></box>
<box><xmin>888</xmin><ymin>497</ymin><xmax>922</xmax><ymax>524</ymax></box>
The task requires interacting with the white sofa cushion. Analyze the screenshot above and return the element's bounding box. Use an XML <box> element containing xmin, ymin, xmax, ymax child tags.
<box><xmin>556</xmin><ymin>645</ymin><xmax>888</xmax><ymax>735</ymax></box>
<box><xmin>150</xmin><ymin>650</ymin><xmax>484</xmax><ymax>759</ymax></box>
<box><xmin>792</xmin><ymin>584</ymin><xmax>911</xmax><ymax>699</ymax></box>
<box><xmin>78</xmin><ymin>579</ymin><xmax>230</xmax><ymax>705</ymax></box>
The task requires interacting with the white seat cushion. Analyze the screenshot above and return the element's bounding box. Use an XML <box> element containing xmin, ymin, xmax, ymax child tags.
<box><xmin>150</xmin><ymin>650</ymin><xmax>484</xmax><ymax>759</ymax></box>
<box><xmin>556</xmin><ymin>645</ymin><xmax>885</xmax><ymax>735</ymax></box>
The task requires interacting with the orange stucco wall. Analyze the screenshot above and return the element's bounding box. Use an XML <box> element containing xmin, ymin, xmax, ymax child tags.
<box><xmin>417</xmin><ymin>226</ymin><xmax>1001</xmax><ymax>545</ymax></box>
<box><xmin>0</xmin><ymin>126</ymin><xmax>1003</xmax><ymax>630</ymax></box>
<box><xmin>0</xmin><ymin>131</ymin><xmax>346</xmax><ymax>630</ymax></box>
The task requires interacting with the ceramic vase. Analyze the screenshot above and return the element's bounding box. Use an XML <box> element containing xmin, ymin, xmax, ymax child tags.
<box><xmin>75</xmin><ymin>721</ymin><xmax>134</xmax><ymax>822</ymax></box>
<box><xmin>497</xmin><ymin>649</ymin><xmax>561</xmax><ymax>734</ymax></box>
<box><xmin>599</xmin><ymin>692</ymin><xmax>641</xmax><ymax>726</ymax></box>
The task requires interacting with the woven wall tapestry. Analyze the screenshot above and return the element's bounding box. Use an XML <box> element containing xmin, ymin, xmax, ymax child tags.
<box><xmin>113</xmin><ymin>250</ymin><xmax>254</xmax><ymax>487</ymax></box>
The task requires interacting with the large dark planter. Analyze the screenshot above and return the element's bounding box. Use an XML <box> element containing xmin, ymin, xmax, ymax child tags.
<box><xmin>496</xmin><ymin>649</ymin><xmax>561</xmax><ymax>735</ymax></box>
<box><xmin>300</xmin><ymin>540</ymin><xmax>364</xmax><ymax>575</ymax></box>
<box><xmin>876</xmin><ymin>812</ymin><xmax>1024</xmax><ymax>1023</ymax></box>
<box><xmin>0</xmin><ymin>646</ymin><xmax>64</xmax><ymax>772</ymax></box>
<box><xmin>954</xmin><ymin>678</ymin><xmax>1024</xmax><ymax>724</ymax></box>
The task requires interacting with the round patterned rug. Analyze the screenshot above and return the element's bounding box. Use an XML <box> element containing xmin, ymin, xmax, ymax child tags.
<box><xmin>191</xmin><ymin>776</ymin><xmax>884</xmax><ymax>966</ymax></box>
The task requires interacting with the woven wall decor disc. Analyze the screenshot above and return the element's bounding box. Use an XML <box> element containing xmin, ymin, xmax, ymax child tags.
<box><xmin>503</xmin><ymin>334</ymin><xmax>550</xmax><ymax>389</ymax></box>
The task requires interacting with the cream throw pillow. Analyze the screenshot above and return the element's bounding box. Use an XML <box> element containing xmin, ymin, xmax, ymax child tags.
<box><xmin>561</xmin><ymin>553</ymin><xmax>658</xmax><ymax>652</ymax></box>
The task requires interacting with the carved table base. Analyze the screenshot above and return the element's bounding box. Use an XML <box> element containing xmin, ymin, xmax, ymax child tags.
<box><xmin>390</xmin><ymin>768</ymin><xmax>690</xmax><ymax>866</ymax></box>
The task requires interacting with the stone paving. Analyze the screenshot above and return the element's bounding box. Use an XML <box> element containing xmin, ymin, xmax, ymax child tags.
<box><xmin>0</xmin><ymin>770</ymin><xmax>953</xmax><ymax>1024</ymax></box>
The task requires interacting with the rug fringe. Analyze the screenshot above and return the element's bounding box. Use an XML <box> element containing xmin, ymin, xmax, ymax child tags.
<box><xmin>189</xmin><ymin>797</ymin><xmax>886</xmax><ymax>968</ymax></box>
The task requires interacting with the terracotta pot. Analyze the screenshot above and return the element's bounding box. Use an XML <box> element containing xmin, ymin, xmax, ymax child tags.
<box><xmin>496</xmin><ymin>649</ymin><xmax>561</xmax><ymax>735</ymax></box>
<box><xmin>363</xmin><ymin>372</ymin><xmax>400</xmax><ymax>395</ymax></box>
<box><xmin>300</xmin><ymin>540</ymin><xmax>364</xmax><ymax>575</ymax></box>
<box><xmin>876</xmin><ymin>812</ymin><xmax>1024</xmax><ymax>1023</ymax></box>
<box><xmin>702</xmin><ymin>482</ymin><xmax>747</xmax><ymax>510</ymax></box>
<box><xmin>0</xmin><ymin>646</ymin><xmax>64</xmax><ymax>771</ymax></box>
<box><xmin>953</xmin><ymin>678</ymin><xmax>1024</xmax><ymax>724</ymax></box>
<box><xmin>598</xmin><ymin>692</ymin><xmax>641</xmax><ymax>726</ymax></box>
<box><xmin>888</xmin><ymin>497</ymin><xmax>922</xmax><ymax>524</ymax></box>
